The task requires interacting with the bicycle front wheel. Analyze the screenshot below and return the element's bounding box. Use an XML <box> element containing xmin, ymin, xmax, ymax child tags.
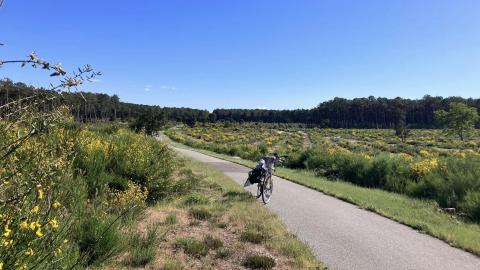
<box><xmin>256</xmin><ymin>183</ymin><xmax>262</xmax><ymax>198</ymax></box>
<box><xmin>261</xmin><ymin>175</ymin><xmax>273</xmax><ymax>204</ymax></box>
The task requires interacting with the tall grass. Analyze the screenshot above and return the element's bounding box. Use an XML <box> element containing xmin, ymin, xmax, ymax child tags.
<box><xmin>125</xmin><ymin>224</ymin><xmax>160</xmax><ymax>267</ymax></box>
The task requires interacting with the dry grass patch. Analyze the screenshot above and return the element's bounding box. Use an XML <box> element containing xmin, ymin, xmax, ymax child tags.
<box><xmin>203</xmin><ymin>235</ymin><xmax>224</xmax><ymax>249</ymax></box>
<box><xmin>163</xmin><ymin>258</ymin><xmax>184</xmax><ymax>270</ymax></box>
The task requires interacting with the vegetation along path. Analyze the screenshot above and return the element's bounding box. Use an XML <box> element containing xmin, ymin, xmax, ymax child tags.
<box><xmin>173</xmin><ymin>147</ymin><xmax>480</xmax><ymax>270</ymax></box>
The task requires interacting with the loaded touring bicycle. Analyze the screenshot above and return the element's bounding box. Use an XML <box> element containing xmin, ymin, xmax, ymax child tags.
<box><xmin>244</xmin><ymin>154</ymin><xmax>285</xmax><ymax>204</ymax></box>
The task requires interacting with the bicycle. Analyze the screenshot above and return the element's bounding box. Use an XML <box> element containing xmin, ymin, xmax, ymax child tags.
<box><xmin>256</xmin><ymin>167</ymin><xmax>274</xmax><ymax>204</ymax></box>
<box><xmin>254</xmin><ymin>156</ymin><xmax>286</xmax><ymax>204</ymax></box>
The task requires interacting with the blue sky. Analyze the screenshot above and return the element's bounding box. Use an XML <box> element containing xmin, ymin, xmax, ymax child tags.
<box><xmin>1</xmin><ymin>0</ymin><xmax>479</xmax><ymax>110</ymax></box>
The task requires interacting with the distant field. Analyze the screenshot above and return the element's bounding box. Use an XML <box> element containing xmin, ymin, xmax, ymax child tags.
<box><xmin>166</xmin><ymin>123</ymin><xmax>480</xmax><ymax>158</ymax></box>
<box><xmin>165</xmin><ymin>123</ymin><xmax>480</xmax><ymax>223</ymax></box>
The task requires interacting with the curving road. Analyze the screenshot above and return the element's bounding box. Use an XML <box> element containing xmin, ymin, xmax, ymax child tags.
<box><xmin>174</xmin><ymin>147</ymin><xmax>480</xmax><ymax>270</ymax></box>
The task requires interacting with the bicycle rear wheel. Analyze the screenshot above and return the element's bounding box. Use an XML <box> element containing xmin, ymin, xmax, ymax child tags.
<box><xmin>261</xmin><ymin>174</ymin><xmax>273</xmax><ymax>204</ymax></box>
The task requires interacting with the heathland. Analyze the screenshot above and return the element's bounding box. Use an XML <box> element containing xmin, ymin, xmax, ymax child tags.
<box><xmin>0</xmin><ymin>54</ymin><xmax>325</xmax><ymax>269</ymax></box>
<box><xmin>166</xmin><ymin>122</ymin><xmax>480</xmax><ymax>254</ymax></box>
<box><xmin>2</xmin><ymin>79</ymin><xmax>479</xmax><ymax>267</ymax></box>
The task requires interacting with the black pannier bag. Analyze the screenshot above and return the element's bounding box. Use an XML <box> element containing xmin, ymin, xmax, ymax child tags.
<box><xmin>247</xmin><ymin>167</ymin><xmax>262</xmax><ymax>184</ymax></box>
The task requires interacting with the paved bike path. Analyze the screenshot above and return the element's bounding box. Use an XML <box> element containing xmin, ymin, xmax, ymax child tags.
<box><xmin>174</xmin><ymin>147</ymin><xmax>480</xmax><ymax>270</ymax></box>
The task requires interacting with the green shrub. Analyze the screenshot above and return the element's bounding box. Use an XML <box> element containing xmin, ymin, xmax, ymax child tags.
<box><xmin>284</xmin><ymin>150</ymin><xmax>309</xmax><ymax>169</ymax></box>
<box><xmin>411</xmin><ymin>156</ymin><xmax>480</xmax><ymax>210</ymax></box>
<box><xmin>335</xmin><ymin>154</ymin><xmax>371</xmax><ymax>186</ymax></box>
<box><xmin>149</xmin><ymin>168</ymin><xmax>201</xmax><ymax>202</ymax></box>
<box><xmin>74</xmin><ymin>149</ymin><xmax>110</xmax><ymax>198</ymax></box>
<box><xmin>304</xmin><ymin>147</ymin><xmax>480</xmax><ymax>222</ymax></box>
<box><xmin>370</xmin><ymin>154</ymin><xmax>411</xmax><ymax>192</ymax></box>
<box><xmin>244</xmin><ymin>255</ymin><xmax>276</xmax><ymax>269</ymax></box>
<box><xmin>75</xmin><ymin>215</ymin><xmax>121</xmax><ymax>266</ymax></box>
<box><xmin>304</xmin><ymin>149</ymin><xmax>336</xmax><ymax>175</ymax></box>
<box><xmin>77</xmin><ymin>127</ymin><xmax>205</xmax><ymax>204</ymax></box>
<box><xmin>175</xmin><ymin>237</ymin><xmax>209</xmax><ymax>257</ymax></box>
<box><xmin>228</xmin><ymin>145</ymin><xmax>241</xmax><ymax>156</ymax></box>
<box><xmin>460</xmin><ymin>191</ymin><xmax>480</xmax><ymax>221</ymax></box>
<box><xmin>107</xmin><ymin>175</ymin><xmax>130</xmax><ymax>191</ymax></box>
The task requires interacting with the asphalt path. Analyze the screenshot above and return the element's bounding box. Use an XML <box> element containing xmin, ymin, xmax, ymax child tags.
<box><xmin>174</xmin><ymin>146</ymin><xmax>480</xmax><ymax>270</ymax></box>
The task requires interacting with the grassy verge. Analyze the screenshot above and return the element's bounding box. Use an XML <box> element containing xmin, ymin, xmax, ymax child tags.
<box><xmin>162</xmin><ymin>134</ymin><xmax>480</xmax><ymax>256</ymax></box>
<box><xmin>104</xmin><ymin>153</ymin><xmax>324</xmax><ymax>269</ymax></box>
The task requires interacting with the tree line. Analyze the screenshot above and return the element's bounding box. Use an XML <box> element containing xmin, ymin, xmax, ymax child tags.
<box><xmin>1</xmin><ymin>78</ymin><xmax>479</xmax><ymax>129</ymax></box>
<box><xmin>214</xmin><ymin>96</ymin><xmax>480</xmax><ymax>128</ymax></box>
<box><xmin>0</xmin><ymin>78</ymin><xmax>210</xmax><ymax>125</ymax></box>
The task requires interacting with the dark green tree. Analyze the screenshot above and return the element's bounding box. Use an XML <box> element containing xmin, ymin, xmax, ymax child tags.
<box><xmin>393</xmin><ymin>99</ymin><xmax>409</xmax><ymax>142</ymax></box>
<box><xmin>435</xmin><ymin>102</ymin><xmax>479</xmax><ymax>140</ymax></box>
<box><xmin>130</xmin><ymin>108</ymin><xmax>166</xmax><ymax>135</ymax></box>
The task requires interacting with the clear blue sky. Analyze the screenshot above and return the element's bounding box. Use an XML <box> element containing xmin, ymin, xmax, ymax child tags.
<box><xmin>1</xmin><ymin>0</ymin><xmax>479</xmax><ymax>110</ymax></box>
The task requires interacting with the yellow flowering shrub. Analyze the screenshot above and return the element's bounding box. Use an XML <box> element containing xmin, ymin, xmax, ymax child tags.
<box><xmin>109</xmin><ymin>181</ymin><xmax>148</xmax><ymax>213</ymax></box>
<box><xmin>326</xmin><ymin>147</ymin><xmax>351</xmax><ymax>156</ymax></box>
<box><xmin>79</xmin><ymin>130</ymin><xmax>111</xmax><ymax>157</ymax></box>
<box><xmin>0</xmin><ymin>105</ymin><xmax>77</xmax><ymax>269</ymax></box>
<box><xmin>76</xmin><ymin>126</ymin><xmax>174</xmax><ymax>202</ymax></box>
<box><xmin>410</xmin><ymin>158</ymin><xmax>439</xmax><ymax>176</ymax></box>
<box><xmin>361</xmin><ymin>153</ymin><xmax>372</xmax><ymax>160</ymax></box>
<box><xmin>399</xmin><ymin>153</ymin><xmax>413</xmax><ymax>161</ymax></box>
<box><xmin>419</xmin><ymin>150</ymin><xmax>433</xmax><ymax>157</ymax></box>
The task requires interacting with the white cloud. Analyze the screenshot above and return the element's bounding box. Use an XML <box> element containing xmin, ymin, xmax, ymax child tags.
<box><xmin>159</xmin><ymin>85</ymin><xmax>176</xmax><ymax>90</ymax></box>
<box><xmin>144</xmin><ymin>85</ymin><xmax>176</xmax><ymax>92</ymax></box>
<box><xmin>88</xmin><ymin>78</ymin><xmax>101</xmax><ymax>83</ymax></box>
